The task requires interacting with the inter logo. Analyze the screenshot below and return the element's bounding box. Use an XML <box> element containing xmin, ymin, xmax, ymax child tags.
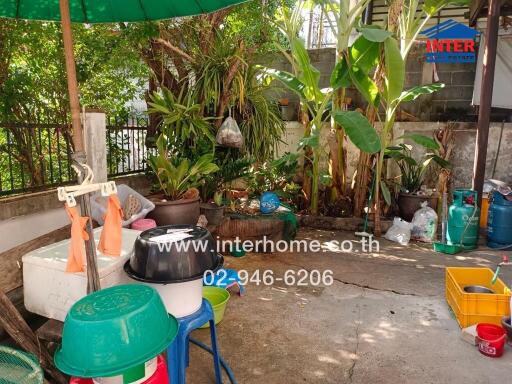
<box><xmin>422</xmin><ymin>19</ymin><xmax>480</xmax><ymax>63</ymax></box>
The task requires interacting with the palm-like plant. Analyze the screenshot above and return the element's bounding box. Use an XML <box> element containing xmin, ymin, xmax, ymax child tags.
<box><xmin>148</xmin><ymin>134</ymin><xmax>219</xmax><ymax>200</ymax></box>
<box><xmin>148</xmin><ymin>85</ymin><xmax>215</xmax><ymax>156</ymax></box>
<box><xmin>386</xmin><ymin>134</ymin><xmax>450</xmax><ymax>193</ymax></box>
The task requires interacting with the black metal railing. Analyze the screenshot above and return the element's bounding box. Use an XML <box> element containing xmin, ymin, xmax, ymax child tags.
<box><xmin>0</xmin><ymin>116</ymin><xmax>150</xmax><ymax>197</ymax></box>
<box><xmin>0</xmin><ymin>122</ymin><xmax>75</xmax><ymax>196</ymax></box>
<box><xmin>106</xmin><ymin>115</ymin><xmax>150</xmax><ymax>177</ymax></box>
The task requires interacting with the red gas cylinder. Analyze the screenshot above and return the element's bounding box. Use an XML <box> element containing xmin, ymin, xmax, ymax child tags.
<box><xmin>70</xmin><ymin>355</ymin><xmax>169</xmax><ymax>384</ymax></box>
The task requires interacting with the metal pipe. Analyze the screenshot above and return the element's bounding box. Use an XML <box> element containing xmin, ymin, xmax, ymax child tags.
<box><xmin>472</xmin><ymin>0</ymin><xmax>501</xmax><ymax>206</ymax></box>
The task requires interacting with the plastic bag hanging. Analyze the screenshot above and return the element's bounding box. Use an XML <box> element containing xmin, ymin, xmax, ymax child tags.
<box><xmin>216</xmin><ymin>108</ymin><xmax>243</xmax><ymax>148</ymax></box>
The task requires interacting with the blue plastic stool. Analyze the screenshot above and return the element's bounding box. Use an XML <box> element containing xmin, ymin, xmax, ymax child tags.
<box><xmin>167</xmin><ymin>299</ymin><xmax>222</xmax><ymax>384</ymax></box>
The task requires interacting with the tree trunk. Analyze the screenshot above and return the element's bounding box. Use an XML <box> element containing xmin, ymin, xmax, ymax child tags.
<box><xmin>300</xmin><ymin>108</ymin><xmax>313</xmax><ymax>210</ymax></box>
<box><xmin>352</xmin><ymin>104</ymin><xmax>379</xmax><ymax>217</ymax></box>
<box><xmin>329</xmin><ymin>87</ymin><xmax>347</xmax><ymax>202</ymax></box>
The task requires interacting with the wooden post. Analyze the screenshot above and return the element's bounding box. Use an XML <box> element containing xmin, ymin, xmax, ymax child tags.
<box><xmin>472</xmin><ymin>0</ymin><xmax>501</xmax><ymax>206</ymax></box>
<box><xmin>59</xmin><ymin>0</ymin><xmax>84</xmax><ymax>153</ymax></box>
<box><xmin>0</xmin><ymin>290</ymin><xmax>67</xmax><ymax>384</ymax></box>
<box><xmin>59</xmin><ymin>0</ymin><xmax>101</xmax><ymax>293</ymax></box>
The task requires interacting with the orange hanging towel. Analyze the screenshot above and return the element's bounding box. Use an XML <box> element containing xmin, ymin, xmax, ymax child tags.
<box><xmin>98</xmin><ymin>194</ymin><xmax>123</xmax><ymax>257</ymax></box>
<box><xmin>64</xmin><ymin>204</ymin><xmax>89</xmax><ymax>273</ymax></box>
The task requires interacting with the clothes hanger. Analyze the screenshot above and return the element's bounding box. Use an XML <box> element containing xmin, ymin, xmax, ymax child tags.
<box><xmin>57</xmin><ymin>163</ymin><xmax>117</xmax><ymax>207</ymax></box>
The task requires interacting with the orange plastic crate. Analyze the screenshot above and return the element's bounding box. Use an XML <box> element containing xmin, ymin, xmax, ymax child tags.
<box><xmin>445</xmin><ymin>267</ymin><xmax>511</xmax><ymax>328</ymax></box>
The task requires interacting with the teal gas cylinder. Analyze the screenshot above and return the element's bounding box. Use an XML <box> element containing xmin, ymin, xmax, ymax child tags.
<box><xmin>446</xmin><ymin>189</ymin><xmax>480</xmax><ymax>249</ymax></box>
<box><xmin>487</xmin><ymin>191</ymin><xmax>512</xmax><ymax>249</ymax></box>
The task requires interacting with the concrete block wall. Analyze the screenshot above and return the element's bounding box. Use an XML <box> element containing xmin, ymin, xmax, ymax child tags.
<box><xmin>262</xmin><ymin>45</ymin><xmax>478</xmax><ymax>121</ymax></box>
<box><xmin>259</xmin><ymin>48</ymin><xmax>337</xmax><ymax>121</ymax></box>
<box><xmin>401</xmin><ymin>44</ymin><xmax>477</xmax><ymax>121</ymax></box>
<box><xmin>400</xmin><ymin>121</ymin><xmax>512</xmax><ymax>189</ymax></box>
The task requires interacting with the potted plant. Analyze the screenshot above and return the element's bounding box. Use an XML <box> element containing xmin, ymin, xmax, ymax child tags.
<box><xmin>386</xmin><ymin>135</ymin><xmax>450</xmax><ymax>221</ymax></box>
<box><xmin>200</xmin><ymin>191</ymin><xmax>226</xmax><ymax>226</ymax></box>
<box><xmin>201</xmin><ymin>155</ymin><xmax>252</xmax><ymax>223</ymax></box>
<box><xmin>147</xmin><ymin>134</ymin><xmax>219</xmax><ymax>225</ymax></box>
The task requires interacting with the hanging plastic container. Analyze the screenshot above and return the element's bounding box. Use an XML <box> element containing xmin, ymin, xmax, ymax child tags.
<box><xmin>216</xmin><ymin>109</ymin><xmax>243</xmax><ymax>148</ymax></box>
<box><xmin>446</xmin><ymin>189</ymin><xmax>480</xmax><ymax>249</ymax></box>
<box><xmin>487</xmin><ymin>191</ymin><xmax>512</xmax><ymax>250</ymax></box>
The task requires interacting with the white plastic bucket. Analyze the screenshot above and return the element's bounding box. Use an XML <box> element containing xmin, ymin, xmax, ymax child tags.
<box><xmin>141</xmin><ymin>278</ymin><xmax>203</xmax><ymax>318</ymax></box>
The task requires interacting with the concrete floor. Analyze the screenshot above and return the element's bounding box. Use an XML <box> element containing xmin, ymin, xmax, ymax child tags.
<box><xmin>188</xmin><ymin>228</ymin><xmax>512</xmax><ymax>384</ymax></box>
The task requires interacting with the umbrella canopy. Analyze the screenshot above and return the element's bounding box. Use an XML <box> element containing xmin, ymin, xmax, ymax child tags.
<box><xmin>0</xmin><ymin>0</ymin><xmax>245</xmax><ymax>22</ymax></box>
<box><xmin>0</xmin><ymin>0</ymin><xmax>247</xmax><ymax>293</ymax></box>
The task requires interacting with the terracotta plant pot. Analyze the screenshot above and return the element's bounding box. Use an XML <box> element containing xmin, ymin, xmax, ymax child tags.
<box><xmin>397</xmin><ymin>192</ymin><xmax>439</xmax><ymax>222</ymax></box>
<box><xmin>147</xmin><ymin>196</ymin><xmax>200</xmax><ymax>226</ymax></box>
<box><xmin>200</xmin><ymin>203</ymin><xmax>225</xmax><ymax>226</ymax></box>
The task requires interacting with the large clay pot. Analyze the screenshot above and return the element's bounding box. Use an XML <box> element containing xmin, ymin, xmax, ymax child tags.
<box><xmin>200</xmin><ymin>203</ymin><xmax>225</xmax><ymax>226</ymax></box>
<box><xmin>398</xmin><ymin>192</ymin><xmax>439</xmax><ymax>222</ymax></box>
<box><xmin>147</xmin><ymin>196</ymin><xmax>200</xmax><ymax>225</ymax></box>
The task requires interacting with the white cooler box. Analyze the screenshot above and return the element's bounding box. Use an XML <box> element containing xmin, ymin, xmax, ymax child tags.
<box><xmin>22</xmin><ymin>227</ymin><xmax>141</xmax><ymax>321</ymax></box>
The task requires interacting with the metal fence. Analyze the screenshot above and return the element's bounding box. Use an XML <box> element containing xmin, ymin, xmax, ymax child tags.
<box><xmin>0</xmin><ymin>116</ymin><xmax>150</xmax><ymax>197</ymax></box>
<box><xmin>106</xmin><ymin>115</ymin><xmax>150</xmax><ymax>177</ymax></box>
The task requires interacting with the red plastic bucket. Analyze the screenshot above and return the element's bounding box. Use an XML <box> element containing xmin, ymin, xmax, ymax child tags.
<box><xmin>476</xmin><ymin>323</ymin><xmax>506</xmax><ymax>358</ymax></box>
<box><xmin>70</xmin><ymin>354</ymin><xmax>169</xmax><ymax>383</ymax></box>
<box><xmin>131</xmin><ymin>218</ymin><xmax>157</xmax><ymax>231</ymax></box>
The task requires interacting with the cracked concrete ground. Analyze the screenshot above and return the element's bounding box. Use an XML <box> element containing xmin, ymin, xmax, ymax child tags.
<box><xmin>187</xmin><ymin>228</ymin><xmax>512</xmax><ymax>383</ymax></box>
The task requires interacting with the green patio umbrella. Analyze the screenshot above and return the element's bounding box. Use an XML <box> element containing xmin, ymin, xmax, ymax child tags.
<box><xmin>0</xmin><ymin>0</ymin><xmax>247</xmax><ymax>292</ymax></box>
<box><xmin>1</xmin><ymin>1</ymin><xmax>248</xmax><ymax>22</ymax></box>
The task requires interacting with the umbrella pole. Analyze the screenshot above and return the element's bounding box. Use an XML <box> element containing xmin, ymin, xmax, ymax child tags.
<box><xmin>59</xmin><ymin>0</ymin><xmax>101</xmax><ymax>293</ymax></box>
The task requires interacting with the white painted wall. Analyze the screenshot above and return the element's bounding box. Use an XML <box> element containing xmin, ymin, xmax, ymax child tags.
<box><xmin>276</xmin><ymin>121</ymin><xmax>360</xmax><ymax>178</ymax></box>
<box><xmin>0</xmin><ymin>208</ymin><xmax>68</xmax><ymax>253</ymax></box>
<box><xmin>0</xmin><ymin>111</ymin><xmax>107</xmax><ymax>254</ymax></box>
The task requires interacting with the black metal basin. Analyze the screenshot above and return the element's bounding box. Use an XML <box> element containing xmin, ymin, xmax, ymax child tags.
<box><xmin>463</xmin><ymin>285</ymin><xmax>495</xmax><ymax>294</ymax></box>
<box><xmin>125</xmin><ymin>225</ymin><xmax>223</xmax><ymax>283</ymax></box>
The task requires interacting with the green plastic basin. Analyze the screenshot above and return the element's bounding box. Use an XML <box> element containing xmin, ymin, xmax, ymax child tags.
<box><xmin>54</xmin><ymin>284</ymin><xmax>178</xmax><ymax>378</ymax></box>
<box><xmin>200</xmin><ymin>286</ymin><xmax>230</xmax><ymax>329</ymax></box>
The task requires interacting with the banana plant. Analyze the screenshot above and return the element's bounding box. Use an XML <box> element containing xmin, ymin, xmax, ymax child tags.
<box><xmin>334</xmin><ymin>29</ymin><xmax>445</xmax><ymax>232</ymax></box>
<box><xmin>360</xmin><ymin>0</ymin><xmax>467</xmax><ymax>234</ymax></box>
<box><xmin>399</xmin><ymin>0</ymin><xmax>470</xmax><ymax>57</ymax></box>
<box><xmin>259</xmin><ymin>34</ymin><xmax>381</xmax><ymax>214</ymax></box>
<box><xmin>314</xmin><ymin>0</ymin><xmax>373</xmax><ymax>196</ymax></box>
